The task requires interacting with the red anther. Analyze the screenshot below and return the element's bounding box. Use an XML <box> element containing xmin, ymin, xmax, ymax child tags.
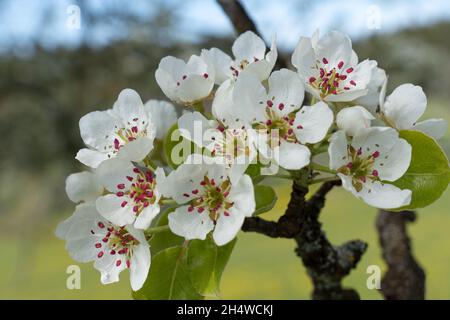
<box><xmin>309</xmin><ymin>76</ymin><xmax>316</xmax><ymax>83</ymax></box>
<box><xmin>114</xmin><ymin>138</ymin><xmax>120</xmax><ymax>150</ymax></box>
<box><xmin>127</xmin><ymin>260</ymin><xmax>131</xmax><ymax>268</ymax></box>
<box><xmin>357</xmin><ymin>148</ymin><xmax>362</xmax><ymax>156</ymax></box>
<box><xmin>267</xmin><ymin>100</ymin><xmax>273</xmax><ymax>107</ymax></box>
<box><xmin>133</xmin><ymin>168</ymin><xmax>140</xmax><ymax>173</ymax></box>
<box><xmin>346</xmin><ymin>67</ymin><xmax>354</xmax><ymax>73</ymax></box>
<box><xmin>98</xmin><ymin>222</ymin><xmax>105</xmax><ymax>229</ymax></box>
<box><xmin>182</xmin><ymin>75</ymin><xmax>187</xmax><ymax>80</ymax></box>
<box><xmin>116</xmin><ymin>260</ymin><xmax>122</xmax><ymax>267</ymax></box>
<box><xmin>288</xmin><ymin>128</ymin><xmax>293</xmax><ymax>135</ymax></box>
<box><xmin>131</xmin><ymin>126</ymin><xmax>138</xmax><ymax>133</ymax></box>
<box><xmin>183</xmin><ymin>193</ymin><xmax>190</xmax><ymax>197</ymax></box>
<box><xmin>126</xmin><ymin>176</ymin><xmax>133</xmax><ymax>181</ymax></box>
<box><xmin>372</xmin><ymin>151</ymin><xmax>380</xmax><ymax>158</ymax></box>
<box><xmin>97</xmin><ymin>251</ymin><xmax>104</xmax><ymax>258</ymax></box>
<box><xmin>254</xmin><ymin>57</ymin><xmax>259</xmax><ymax>62</ymax></box>
<box><xmin>95</xmin><ymin>243</ymin><xmax>102</xmax><ymax>248</ymax></box>
<box><xmin>224</xmin><ymin>211</ymin><xmax>230</xmax><ymax>217</ymax></box>
<box><xmin>210</xmin><ymin>179</ymin><xmax>215</xmax><ymax>186</ymax></box>
<box><xmin>223</xmin><ymin>191</ymin><xmax>229</xmax><ymax>197</ymax></box>
<box><xmin>297</xmin><ymin>124</ymin><xmax>303</xmax><ymax>129</ymax></box>
<box><xmin>338</xmin><ymin>61</ymin><xmax>344</xmax><ymax>69</ymax></box>
<box><xmin>203</xmin><ymin>73</ymin><xmax>209</xmax><ymax>79</ymax></box>
<box><xmin>339</xmin><ymin>75</ymin><xmax>347</xmax><ymax>80</ymax></box>
<box><xmin>320</xmin><ymin>68</ymin><xmax>325</xmax><ymax>78</ymax></box>
<box><xmin>102</xmin><ymin>237</ymin><xmax>108</xmax><ymax>243</ymax></box>
<box><xmin>133</xmin><ymin>206</ymin><xmax>139</xmax><ymax>213</ymax></box>
<box><xmin>117</xmin><ymin>183</ymin><xmax>125</xmax><ymax>189</ymax></box>
<box><xmin>143</xmin><ymin>201</ymin><xmax>149</xmax><ymax>208</ymax></box>
<box><xmin>372</xmin><ymin>170</ymin><xmax>379</xmax><ymax>177</ymax></box>
<box><xmin>200</xmin><ymin>180</ymin><xmax>207</xmax><ymax>186</ymax></box>
<box><xmin>278</xmin><ymin>103</ymin><xmax>285</xmax><ymax>111</ymax></box>
<box><xmin>350</xmin><ymin>80</ymin><xmax>356</xmax><ymax>86</ymax></box>
<box><xmin>198</xmin><ymin>207</ymin><xmax>205</xmax><ymax>213</ymax></box>
<box><xmin>344</xmin><ymin>87</ymin><xmax>350</xmax><ymax>90</ymax></box>
<box><xmin>322</xmin><ymin>57</ymin><xmax>328</xmax><ymax>64</ymax></box>
<box><xmin>266</xmin><ymin>119</ymin><xmax>272</xmax><ymax>126</ymax></box>
<box><xmin>347</xmin><ymin>162</ymin><xmax>353</xmax><ymax>168</ymax></box>
<box><xmin>110</xmin><ymin>250</ymin><xmax>116</xmax><ymax>255</ymax></box>
<box><xmin>360</xmin><ymin>176</ymin><xmax>367</xmax><ymax>183</ymax></box>
<box><xmin>177</xmin><ymin>82</ymin><xmax>180</xmax><ymax>86</ymax></box>
<box><xmin>192</xmin><ymin>189</ymin><xmax>199</xmax><ymax>195</ymax></box>
<box><xmin>331</xmin><ymin>90</ymin><xmax>337</xmax><ymax>95</ymax></box>
<box><xmin>188</xmin><ymin>206</ymin><xmax>194</xmax><ymax>213</ymax></box>
<box><xmin>116</xmin><ymin>191</ymin><xmax>124</xmax><ymax>197</ymax></box>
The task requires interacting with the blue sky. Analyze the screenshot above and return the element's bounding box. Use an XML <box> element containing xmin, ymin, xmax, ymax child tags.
<box><xmin>1</xmin><ymin>0</ymin><xmax>449</xmax><ymax>54</ymax></box>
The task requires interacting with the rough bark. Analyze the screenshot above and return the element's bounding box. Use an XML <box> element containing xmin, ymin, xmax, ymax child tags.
<box><xmin>376</xmin><ymin>210</ymin><xmax>426</xmax><ymax>300</ymax></box>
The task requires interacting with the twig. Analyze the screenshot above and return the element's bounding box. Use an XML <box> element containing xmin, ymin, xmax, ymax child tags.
<box><xmin>376</xmin><ymin>210</ymin><xmax>425</xmax><ymax>300</ymax></box>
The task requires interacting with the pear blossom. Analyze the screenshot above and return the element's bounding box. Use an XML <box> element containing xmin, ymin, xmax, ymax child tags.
<box><xmin>292</xmin><ymin>30</ymin><xmax>375</xmax><ymax>102</ymax></box>
<box><xmin>379</xmin><ymin>83</ymin><xmax>447</xmax><ymax>139</ymax></box>
<box><xmin>56</xmin><ymin>202</ymin><xmax>150</xmax><ymax>291</ymax></box>
<box><xmin>161</xmin><ymin>155</ymin><xmax>255</xmax><ymax>246</ymax></box>
<box><xmin>177</xmin><ymin>79</ymin><xmax>258</xmax><ymax>183</ymax></box>
<box><xmin>77</xmin><ymin>89</ymin><xmax>176</xmax><ymax>168</ymax></box>
<box><xmin>336</xmin><ymin>106</ymin><xmax>375</xmax><ymax>136</ymax></box>
<box><xmin>232</xmin><ymin>69</ymin><xmax>333</xmax><ymax>170</ymax></box>
<box><xmin>95</xmin><ymin>157</ymin><xmax>165</xmax><ymax>230</ymax></box>
<box><xmin>65</xmin><ymin>171</ymin><xmax>103</xmax><ymax>203</ymax></box>
<box><xmin>155</xmin><ymin>55</ymin><xmax>215</xmax><ymax>105</ymax></box>
<box><xmin>329</xmin><ymin>127</ymin><xmax>412</xmax><ymax>209</ymax></box>
<box><xmin>201</xmin><ymin>31</ymin><xmax>277</xmax><ymax>84</ymax></box>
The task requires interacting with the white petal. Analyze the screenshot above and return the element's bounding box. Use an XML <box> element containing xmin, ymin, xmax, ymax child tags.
<box><xmin>233</xmin><ymin>73</ymin><xmax>267</xmax><ymax>123</ymax></box>
<box><xmin>232</xmin><ymin>31</ymin><xmax>266</xmax><ymax>62</ymax></box>
<box><xmin>316</xmin><ymin>31</ymin><xmax>352</xmax><ymax>69</ymax></box>
<box><xmin>117</xmin><ymin>137</ymin><xmax>154</xmax><ymax>162</ymax></box>
<box><xmin>155</xmin><ymin>56</ymin><xmax>185</xmax><ymax>102</ymax></box>
<box><xmin>291</xmin><ymin>36</ymin><xmax>316</xmax><ymax>80</ymax></box>
<box><xmin>177</xmin><ymin>75</ymin><xmax>214</xmax><ymax>104</ymax></box>
<box><xmin>130</xmin><ymin>243</ymin><xmax>151</xmax><ymax>291</ymax></box>
<box><xmin>374</xmin><ymin>138</ymin><xmax>411</xmax><ymax>182</ymax></box>
<box><xmin>79</xmin><ymin>110</ymin><xmax>122</xmax><ymax>151</ymax></box>
<box><xmin>75</xmin><ymin>148</ymin><xmax>109</xmax><ymax>168</ymax></box>
<box><xmin>112</xmin><ymin>89</ymin><xmax>148</xmax><ymax>131</ymax></box>
<box><xmin>144</xmin><ymin>100</ymin><xmax>177</xmax><ymax>139</ymax></box>
<box><xmin>95</xmin><ymin>253</ymin><xmax>124</xmax><ymax>285</ymax></box>
<box><xmin>201</xmin><ymin>48</ymin><xmax>233</xmax><ymax>84</ymax></box>
<box><xmin>382</xmin><ymin>83</ymin><xmax>427</xmax><ymax>130</ymax></box>
<box><xmin>96</xmin><ymin>158</ymin><xmax>134</xmax><ymax>192</ymax></box>
<box><xmin>412</xmin><ymin>118</ymin><xmax>448</xmax><ymax>140</ymax></box>
<box><xmin>134</xmin><ymin>202</ymin><xmax>160</xmax><ymax>230</ymax></box>
<box><xmin>360</xmin><ymin>181</ymin><xmax>412</xmax><ymax>209</ymax></box>
<box><xmin>168</xmin><ymin>205</ymin><xmax>215</xmax><ymax>240</ymax></box>
<box><xmin>178</xmin><ymin>111</ymin><xmax>217</xmax><ymax>147</ymax></box>
<box><xmin>354</xmin><ymin>65</ymin><xmax>386</xmax><ymax>114</ymax></box>
<box><xmin>212</xmin><ymin>79</ymin><xmax>246</xmax><ymax>127</ymax></box>
<box><xmin>276</xmin><ymin>140</ymin><xmax>310</xmax><ymax>170</ymax></box>
<box><xmin>66</xmin><ymin>171</ymin><xmax>103</xmax><ymax>203</ymax></box>
<box><xmin>328</xmin><ymin>131</ymin><xmax>349</xmax><ymax>170</ymax></box>
<box><xmin>213</xmin><ymin>208</ymin><xmax>245</xmax><ymax>246</ymax></box>
<box><xmin>351</xmin><ymin>127</ymin><xmax>398</xmax><ymax>158</ymax></box>
<box><xmin>268</xmin><ymin>69</ymin><xmax>304</xmax><ymax>115</ymax></box>
<box><xmin>294</xmin><ymin>101</ymin><xmax>333</xmax><ymax>144</ymax></box>
<box><xmin>336</xmin><ymin>106</ymin><xmax>374</xmax><ymax>137</ymax></box>
<box><xmin>96</xmin><ymin>194</ymin><xmax>136</xmax><ymax>226</ymax></box>
<box><xmin>228</xmin><ymin>174</ymin><xmax>255</xmax><ymax>217</ymax></box>
<box><xmin>241</xmin><ymin>35</ymin><xmax>278</xmax><ymax>81</ymax></box>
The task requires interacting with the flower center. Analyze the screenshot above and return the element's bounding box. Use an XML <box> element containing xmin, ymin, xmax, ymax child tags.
<box><xmin>254</xmin><ymin>100</ymin><xmax>298</xmax><ymax>145</ymax></box>
<box><xmin>92</xmin><ymin>222</ymin><xmax>139</xmax><ymax>269</ymax></box>
<box><xmin>211</xmin><ymin>128</ymin><xmax>251</xmax><ymax>165</ymax></box>
<box><xmin>116</xmin><ymin>167</ymin><xmax>157</xmax><ymax>214</ymax></box>
<box><xmin>109</xmin><ymin>117</ymin><xmax>148</xmax><ymax>155</ymax></box>
<box><xmin>183</xmin><ymin>175</ymin><xmax>234</xmax><ymax>221</ymax></box>
<box><xmin>337</xmin><ymin>145</ymin><xmax>380</xmax><ymax>192</ymax></box>
<box><xmin>308</xmin><ymin>58</ymin><xmax>356</xmax><ymax>99</ymax></box>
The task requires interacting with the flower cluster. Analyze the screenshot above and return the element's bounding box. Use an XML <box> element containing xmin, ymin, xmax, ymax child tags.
<box><xmin>57</xmin><ymin>30</ymin><xmax>447</xmax><ymax>290</ymax></box>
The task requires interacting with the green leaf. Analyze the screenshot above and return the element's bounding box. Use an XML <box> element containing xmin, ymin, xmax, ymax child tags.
<box><xmin>149</xmin><ymin>207</ymin><xmax>184</xmax><ymax>255</ymax></box>
<box><xmin>133</xmin><ymin>245</ymin><xmax>203</xmax><ymax>300</ymax></box>
<box><xmin>163</xmin><ymin>124</ymin><xmax>198</xmax><ymax>169</ymax></box>
<box><xmin>187</xmin><ymin>236</ymin><xmax>236</xmax><ymax>298</ymax></box>
<box><xmin>253</xmin><ymin>185</ymin><xmax>277</xmax><ymax>215</ymax></box>
<box><xmin>392</xmin><ymin>130</ymin><xmax>450</xmax><ymax>210</ymax></box>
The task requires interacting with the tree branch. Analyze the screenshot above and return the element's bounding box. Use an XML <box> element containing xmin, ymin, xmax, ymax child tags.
<box><xmin>376</xmin><ymin>210</ymin><xmax>425</xmax><ymax>300</ymax></box>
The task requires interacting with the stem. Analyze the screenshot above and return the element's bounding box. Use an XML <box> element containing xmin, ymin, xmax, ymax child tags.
<box><xmin>145</xmin><ymin>225</ymin><xmax>170</xmax><ymax>236</ymax></box>
<box><xmin>311</xmin><ymin>162</ymin><xmax>336</xmax><ymax>174</ymax></box>
<box><xmin>271</xmin><ymin>173</ymin><xmax>293</xmax><ymax>180</ymax></box>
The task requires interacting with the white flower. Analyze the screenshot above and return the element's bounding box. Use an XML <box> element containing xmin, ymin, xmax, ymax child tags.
<box><xmin>353</xmin><ymin>64</ymin><xmax>386</xmax><ymax>114</ymax></box>
<box><xmin>155</xmin><ymin>55</ymin><xmax>215</xmax><ymax>105</ymax></box>
<box><xmin>232</xmin><ymin>69</ymin><xmax>333</xmax><ymax>170</ymax></box>
<box><xmin>65</xmin><ymin>171</ymin><xmax>103</xmax><ymax>203</ymax></box>
<box><xmin>161</xmin><ymin>155</ymin><xmax>255</xmax><ymax>246</ymax></box>
<box><xmin>291</xmin><ymin>30</ymin><xmax>375</xmax><ymax>102</ymax></box>
<box><xmin>336</xmin><ymin>106</ymin><xmax>375</xmax><ymax>136</ymax></box>
<box><xmin>95</xmin><ymin>158</ymin><xmax>165</xmax><ymax>230</ymax></box>
<box><xmin>56</xmin><ymin>202</ymin><xmax>150</xmax><ymax>291</ymax></box>
<box><xmin>379</xmin><ymin>83</ymin><xmax>447</xmax><ymax>139</ymax></box>
<box><xmin>201</xmin><ymin>31</ymin><xmax>277</xmax><ymax>84</ymax></box>
<box><xmin>76</xmin><ymin>89</ymin><xmax>176</xmax><ymax>168</ymax></box>
<box><xmin>329</xmin><ymin>127</ymin><xmax>412</xmax><ymax>209</ymax></box>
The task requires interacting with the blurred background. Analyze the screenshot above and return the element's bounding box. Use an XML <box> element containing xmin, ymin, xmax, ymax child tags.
<box><xmin>0</xmin><ymin>0</ymin><xmax>449</xmax><ymax>299</ymax></box>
